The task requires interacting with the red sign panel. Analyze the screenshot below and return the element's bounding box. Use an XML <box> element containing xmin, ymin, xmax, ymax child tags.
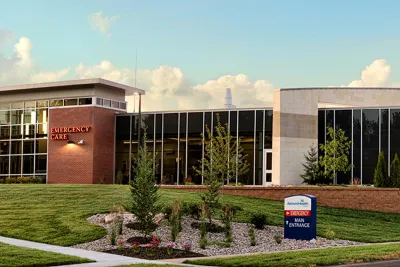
<box><xmin>285</xmin><ymin>210</ymin><xmax>311</xmax><ymax>217</ymax></box>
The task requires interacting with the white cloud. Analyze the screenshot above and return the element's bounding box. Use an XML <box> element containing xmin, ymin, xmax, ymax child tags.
<box><xmin>0</xmin><ymin>29</ymin><xmax>14</xmax><ymax>48</ymax></box>
<box><xmin>347</xmin><ymin>59</ymin><xmax>391</xmax><ymax>87</ymax></box>
<box><xmin>89</xmin><ymin>11</ymin><xmax>118</xmax><ymax>36</ymax></box>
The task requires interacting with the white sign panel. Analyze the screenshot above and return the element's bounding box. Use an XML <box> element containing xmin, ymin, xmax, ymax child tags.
<box><xmin>284</xmin><ymin>195</ymin><xmax>312</xmax><ymax>211</ymax></box>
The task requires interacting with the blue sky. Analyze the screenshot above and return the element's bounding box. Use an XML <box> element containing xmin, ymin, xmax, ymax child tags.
<box><xmin>1</xmin><ymin>0</ymin><xmax>400</xmax><ymax>110</ymax></box>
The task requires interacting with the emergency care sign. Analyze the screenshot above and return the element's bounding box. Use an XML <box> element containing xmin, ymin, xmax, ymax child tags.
<box><xmin>284</xmin><ymin>194</ymin><xmax>317</xmax><ymax>240</ymax></box>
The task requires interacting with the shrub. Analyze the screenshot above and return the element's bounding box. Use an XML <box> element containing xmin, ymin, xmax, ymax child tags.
<box><xmin>251</xmin><ymin>213</ymin><xmax>267</xmax><ymax>230</ymax></box>
<box><xmin>249</xmin><ymin>225</ymin><xmax>256</xmax><ymax>246</ymax></box>
<box><xmin>391</xmin><ymin>153</ymin><xmax>400</xmax><ymax>188</ymax></box>
<box><xmin>5</xmin><ymin>177</ymin><xmax>17</xmax><ymax>184</ymax></box>
<box><xmin>169</xmin><ymin>199</ymin><xmax>183</xmax><ymax>242</ymax></box>
<box><xmin>300</xmin><ymin>145</ymin><xmax>324</xmax><ymax>185</ymax></box>
<box><xmin>109</xmin><ymin>225</ymin><xmax>118</xmax><ymax>245</ymax></box>
<box><xmin>274</xmin><ymin>234</ymin><xmax>283</xmax><ymax>244</ymax></box>
<box><xmin>374</xmin><ymin>152</ymin><xmax>388</xmax><ymax>187</ymax></box>
<box><xmin>183</xmin><ymin>202</ymin><xmax>201</xmax><ymax>219</ymax></box>
<box><xmin>130</xmin><ymin>132</ymin><xmax>161</xmax><ymax>237</ymax></box>
<box><xmin>199</xmin><ymin>202</ymin><xmax>208</xmax><ymax>249</ymax></box>
<box><xmin>221</xmin><ymin>204</ymin><xmax>234</xmax><ymax>243</ymax></box>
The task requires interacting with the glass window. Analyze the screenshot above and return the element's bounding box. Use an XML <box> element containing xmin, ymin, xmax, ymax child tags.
<box><xmin>35</xmin><ymin>139</ymin><xmax>47</xmax><ymax>154</ymax></box>
<box><xmin>119</xmin><ymin>102</ymin><xmax>127</xmax><ymax>110</ymax></box>
<box><xmin>264</xmin><ymin>110</ymin><xmax>273</xmax><ymax>149</ymax></box>
<box><xmin>155</xmin><ymin>114</ymin><xmax>163</xmax><ymax>183</ymax></box>
<box><xmin>11</xmin><ymin>125</ymin><xmax>23</xmax><ymax>139</ymax></box>
<box><xmin>213</xmin><ymin>111</ymin><xmax>228</xmax><ymax>135</ymax></box>
<box><xmin>36</xmin><ymin>101</ymin><xmax>48</xmax><ymax>108</ymax></box>
<box><xmin>11</xmin><ymin>141</ymin><xmax>22</xmax><ymax>154</ymax></box>
<box><xmin>35</xmin><ymin>155</ymin><xmax>47</xmax><ymax>173</ymax></box>
<box><xmin>10</xmin><ymin>155</ymin><xmax>21</xmax><ymax>174</ymax></box>
<box><xmin>50</xmin><ymin>100</ymin><xmax>64</xmax><ymax>107</ymax></box>
<box><xmin>37</xmin><ymin>109</ymin><xmax>48</xmax><ymax>124</ymax></box>
<box><xmin>96</xmin><ymin>98</ymin><xmax>103</xmax><ymax>105</ymax></box>
<box><xmin>0</xmin><ymin>126</ymin><xmax>10</xmax><ymax>140</ymax></box>
<box><xmin>163</xmin><ymin>113</ymin><xmax>179</xmax><ymax>185</ymax></box>
<box><xmin>0</xmin><ymin>103</ymin><xmax>10</xmax><ymax>110</ymax></box>
<box><xmin>179</xmin><ymin>113</ymin><xmax>187</xmax><ymax>184</ymax></box>
<box><xmin>23</xmin><ymin>155</ymin><xmax>34</xmax><ymax>174</ymax></box>
<box><xmin>111</xmin><ymin>101</ymin><xmax>119</xmax><ymax>108</ymax></box>
<box><xmin>204</xmin><ymin>112</ymin><xmax>212</xmax><ymax>135</ymax></box>
<box><xmin>318</xmin><ymin>110</ymin><xmax>325</xmax><ymax>159</ymax></box>
<box><xmin>24</xmin><ymin>101</ymin><xmax>36</xmax><ymax>108</ymax></box>
<box><xmin>10</xmin><ymin>110</ymin><xmax>23</xmax><ymax>124</ymax></box>
<box><xmin>0</xmin><ymin>111</ymin><xmax>10</xmax><ymax>125</ymax></box>
<box><xmin>230</xmin><ymin>111</ymin><xmax>237</xmax><ymax>136</ymax></box>
<box><xmin>353</xmin><ymin>110</ymin><xmax>361</xmax><ymax>182</ymax></box>
<box><xmin>23</xmin><ymin>140</ymin><xmax>35</xmax><ymax>154</ymax></box>
<box><xmin>381</xmin><ymin>109</ymin><xmax>389</xmax><ymax>165</ymax></box>
<box><xmin>115</xmin><ymin>153</ymin><xmax>130</xmax><ymax>184</ymax></box>
<box><xmin>335</xmin><ymin>110</ymin><xmax>352</xmax><ymax>184</ymax></box>
<box><xmin>103</xmin><ymin>99</ymin><xmax>111</xmax><ymax>107</ymax></box>
<box><xmin>0</xmin><ymin>141</ymin><xmax>9</xmax><ymax>155</ymax></box>
<box><xmin>64</xmin><ymin>99</ymin><xmax>78</xmax><ymax>106</ymax></box>
<box><xmin>238</xmin><ymin>111</ymin><xmax>255</xmax><ymax>185</ymax></box>
<box><xmin>11</xmin><ymin>102</ymin><xmax>24</xmax><ymax>109</ymax></box>
<box><xmin>0</xmin><ymin>156</ymin><xmax>9</xmax><ymax>175</ymax></box>
<box><xmin>255</xmin><ymin>110</ymin><xmax>263</xmax><ymax>185</ymax></box>
<box><xmin>187</xmin><ymin>112</ymin><xmax>203</xmax><ymax>185</ymax></box>
<box><xmin>115</xmin><ymin>116</ymin><xmax>131</xmax><ymax>153</ymax></box>
<box><xmin>390</xmin><ymin>110</ymin><xmax>400</xmax><ymax>175</ymax></box>
<box><xmin>79</xmin><ymin>98</ymin><xmax>92</xmax><ymax>105</ymax></box>
<box><xmin>362</xmin><ymin>109</ymin><xmax>379</xmax><ymax>185</ymax></box>
<box><xmin>36</xmin><ymin>124</ymin><xmax>47</xmax><ymax>138</ymax></box>
<box><xmin>24</xmin><ymin>109</ymin><xmax>37</xmax><ymax>124</ymax></box>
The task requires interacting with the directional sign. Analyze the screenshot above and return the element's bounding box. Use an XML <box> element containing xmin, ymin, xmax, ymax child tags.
<box><xmin>284</xmin><ymin>194</ymin><xmax>316</xmax><ymax>240</ymax></box>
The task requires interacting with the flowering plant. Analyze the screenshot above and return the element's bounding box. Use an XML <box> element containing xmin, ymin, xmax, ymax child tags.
<box><xmin>183</xmin><ymin>242</ymin><xmax>192</xmax><ymax>252</ymax></box>
<box><xmin>166</xmin><ymin>242</ymin><xmax>175</xmax><ymax>255</ymax></box>
<box><xmin>145</xmin><ymin>244</ymin><xmax>156</xmax><ymax>256</ymax></box>
<box><xmin>131</xmin><ymin>242</ymin><xmax>141</xmax><ymax>253</ymax></box>
<box><xmin>150</xmin><ymin>236</ymin><xmax>161</xmax><ymax>248</ymax></box>
<box><xmin>117</xmin><ymin>240</ymin><xmax>124</xmax><ymax>250</ymax></box>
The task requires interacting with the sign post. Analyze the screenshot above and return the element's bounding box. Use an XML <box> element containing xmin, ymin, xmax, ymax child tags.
<box><xmin>284</xmin><ymin>194</ymin><xmax>317</xmax><ymax>240</ymax></box>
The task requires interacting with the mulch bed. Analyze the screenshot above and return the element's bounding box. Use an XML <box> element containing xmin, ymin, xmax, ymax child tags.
<box><xmin>105</xmin><ymin>247</ymin><xmax>206</xmax><ymax>260</ymax></box>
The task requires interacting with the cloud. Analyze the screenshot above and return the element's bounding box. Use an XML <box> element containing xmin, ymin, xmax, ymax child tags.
<box><xmin>0</xmin><ymin>29</ymin><xmax>14</xmax><ymax>48</ymax></box>
<box><xmin>347</xmin><ymin>59</ymin><xmax>391</xmax><ymax>87</ymax></box>
<box><xmin>89</xmin><ymin>11</ymin><xmax>118</xmax><ymax>36</ymax></box>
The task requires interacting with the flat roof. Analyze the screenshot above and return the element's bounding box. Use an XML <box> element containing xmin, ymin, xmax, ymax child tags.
<box><xmin>280</xmin><ymin>87</ymin><xmax>400</xmax><ymax>91</ymax></box>
<box><xmin>121</xmin><ymin>106</ymin><xmax>273</xmax><ymax>114</ymax></box>
<box><xmin>0</xmin><ymin>78</ymin><xmax>145</xmax><ymax>96</ymax></box>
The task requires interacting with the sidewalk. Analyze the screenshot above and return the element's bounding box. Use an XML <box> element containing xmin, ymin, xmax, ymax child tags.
<box><xmin>0</xmin><ymin>235</ymin><xmax>176</xmax><ymax>267</ymax></box>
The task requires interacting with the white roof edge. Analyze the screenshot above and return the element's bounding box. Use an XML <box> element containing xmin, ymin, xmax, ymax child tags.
<box><xmin>0</xmin><ymin>78</ymin><xmax>146</xmax><ymax>95</ymax></box>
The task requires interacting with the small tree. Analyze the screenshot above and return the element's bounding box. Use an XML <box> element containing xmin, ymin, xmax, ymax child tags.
<box><xmin>130</xmin><ymin>131</ymin><xmax>160</xmax><ymax>237</ymax></box>
<box><xmin>319</xmin><ymin>127</ymin><xmax>352</xmax><ymax>182</ymax></box>
<box><xmin>300</xmin><ymin>145</ymin><xmax>323</xmax><ymax>185</ymax></box>
<box><xmin>374</xmin><ymin>152</ymin><xmax>388</xmax><ymax>188</ymax></box>
<box><xmin>390</xmin><ymin>153</ymin><xmax>400</xmax><ymax>188</ymax></box>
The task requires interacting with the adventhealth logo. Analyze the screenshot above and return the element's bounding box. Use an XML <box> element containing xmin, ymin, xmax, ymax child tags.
<box><xmin>287</xmin><ymin>199</ymin><xmax>309</xmax><ymax>205</ymax></box>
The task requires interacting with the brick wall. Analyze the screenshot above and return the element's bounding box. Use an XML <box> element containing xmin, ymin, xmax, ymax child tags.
<box><xmin>160</xmin><ymin>185</ymin><xmax>400</xmax><ymax>213</ymax></box>
<box><xmin>47</xmin><ymin>106</ymin><xmax>116</xmax><ymax>184</ymax></box>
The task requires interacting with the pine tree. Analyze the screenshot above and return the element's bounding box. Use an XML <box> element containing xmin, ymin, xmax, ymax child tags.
<box><xmin>130</xmin><ymin>131</ymin><xmax>160</xmax><ymax>237</ymax></box>
<box><xmin>300</xmin><ymin>145</ymin><xmax>322</xmax><ymax>185</ymax></box>
<box><xmin>390</xmin><ymin>153</ymin><xmax>400</xmax><ymax>188</ymax></box>
<box><xmin>374</xmin><ymin>152</ymin><xmax>387</xmax><ymax>188</ymax></box>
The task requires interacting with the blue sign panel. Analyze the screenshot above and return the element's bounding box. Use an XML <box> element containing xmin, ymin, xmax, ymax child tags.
<box><xmin>284</xmin><ymin>194</ymin><xmax>317</xmax><ymax>240</ymax></box>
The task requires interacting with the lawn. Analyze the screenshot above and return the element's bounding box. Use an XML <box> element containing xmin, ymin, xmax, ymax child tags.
<box><xmin>185</xmin><ymin>243</ymin><xmax>400</xmax><ymax>267</ymax></box>
<box><xmin>1</xmin><ymin>184</ymin><xmax>400</xmax><ymax>246</ymax></box>
<box><xmin>0</xmin><ymin>242</ymin><xmax>92</xmax><ymax>267</ymax></box>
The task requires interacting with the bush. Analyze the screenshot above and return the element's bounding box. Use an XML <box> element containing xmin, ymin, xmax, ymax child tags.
<box><xmin>251</xmin><ymin>213</ymin><xmax>267</xmax><ymax>230</ymax></box>
<box><xmin>169</xmin><ymin>199</ymin><xmax>183</xmax><ymax>242</ymax></box>
<box><xmin>274</xmin><ymin>234</ymin><xmax>282</xmax><ymax>244</ymax></box>
<box><xmin>249</xmin><ymin>225</ymin><xmax>256</xmax><ymax>246</ymax></box>
<box><xmin>221</xmin><ymin>205</ymin><xmax>234</xmax><ymax>243</ymax></box>
<box><xmin>374</xmin><ymin>152</ymin><xmax>388</xmax><ymax>187</ymax></box>
<box><xmin>391</xmin><ymin>153</ymin><xmax>400</xmax><ymax>188</ymax></box>
<box><xmin>3</xmin><ymin>177</ymin><xmax>44</xmax><ymax>184</ymax></box>
<box><xmin>183</xmin><ymin>202</ymin><xmax>201</xmax><ymax>219</ymax></box>
<box><xmin>300</xmin><ymin>145</ymin><xmax>324</xmax><ymax>185</ymax></box>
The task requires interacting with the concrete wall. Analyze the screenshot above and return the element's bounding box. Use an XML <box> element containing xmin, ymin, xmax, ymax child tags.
<box><xmin>161</xmin><ymin>185</ymin><xmax>400</xmax><ymax>213</ymax></box>
<box><xmin>273</xmin><ymin>88</ymin><xmax>400</xmax><ymax>185</ymax></box>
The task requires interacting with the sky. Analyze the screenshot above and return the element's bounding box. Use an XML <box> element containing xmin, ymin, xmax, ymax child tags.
<box><xmin>0</xmin><ymin>0</ymin><xmax>400</xmax><ymax>111</ymax></box>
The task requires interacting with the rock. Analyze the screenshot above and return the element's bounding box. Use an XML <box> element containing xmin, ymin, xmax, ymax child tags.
<box><xmin>123</xmin><ymin>213</ymin><xmax>136</xmax><ymax>223</ymax></box>
<box><xmin>153</xmin><ymin>213</ymin><xmax>164</xmax><ymax>225</ymax></box>
<box><xmin>310</xmin><ymin>238</ymin><xmax>316</xmax><ymax>244</ymax></box>
<box><xmin>104</xmin><ymin>213</ymin><xmax>118</xmax><ymax>224</ymax></box>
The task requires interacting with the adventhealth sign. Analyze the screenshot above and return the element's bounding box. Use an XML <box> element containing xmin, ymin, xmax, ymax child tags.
<box><xmin>284</xmin><ymin>194</ymin><xmax>317</xmax><ymax>240</ymax></box>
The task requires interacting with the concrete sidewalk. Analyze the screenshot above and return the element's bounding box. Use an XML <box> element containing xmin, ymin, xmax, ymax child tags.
<box><xmin>0</xmin><ymin>235</ymin><xmax>194</xmax><ymax>267</ymax></box>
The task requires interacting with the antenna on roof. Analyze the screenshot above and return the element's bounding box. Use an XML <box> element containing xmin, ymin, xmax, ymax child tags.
<box><xmin>135</xmin><ymin>48</ymin><xmax>138</xmax><ymax>88</ymax></box>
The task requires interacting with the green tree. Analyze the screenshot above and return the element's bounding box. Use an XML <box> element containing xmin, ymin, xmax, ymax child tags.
<box><xmin>374</xmin><ymin>152</ymin><xmax>388</xmax><ymax>188</ymax></box>
<box><xmin>300</xmin><ymin>145</ymin><xmax>324</xmax><ymax>185</ymax></box>
<box><xmin>194</xmin><ymin>113</ymin><xmax>249</xmax><ymax>223</ymax></box>
<box><xmin>130</xmin><ymin>131</ymin><xmax>160</xmax><ymax>237</ymax></box>
<box><xmin>319</xmin><ymin>127</ymin><xmax>352</xmax><ymax>182</ymax></box>
<box><xmin>390</xmin><ymin>153</ymin><xmax>400</xmax><ymax>188</ymax></box>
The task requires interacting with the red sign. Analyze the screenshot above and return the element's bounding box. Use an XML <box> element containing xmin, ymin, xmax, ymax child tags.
<box><xmin>50</xmin><ymin>126</ymin><xmax>91</xmax><ymax>140</ymax></box>
<box><xmin>284</xmin><ymin>210</ymin><xmax>311</xmax><ymax>217</ymax></box>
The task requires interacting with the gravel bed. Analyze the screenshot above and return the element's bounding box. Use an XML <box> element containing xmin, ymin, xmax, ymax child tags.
<box><xmin>71</xmin><ymin>213</ymin><xmax>365</xmax><ymax>257</ymax></box>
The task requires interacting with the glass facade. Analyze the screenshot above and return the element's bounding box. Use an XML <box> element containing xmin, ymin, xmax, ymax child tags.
<box><xmin>115</xmin><ymin>109</ymin><xmax>273</xmax><ymax>185</ymax></box>
<box><xmin>318</xmin><ymin>108</ymin><xmax>400</xmax><ymax>185</ymax></box>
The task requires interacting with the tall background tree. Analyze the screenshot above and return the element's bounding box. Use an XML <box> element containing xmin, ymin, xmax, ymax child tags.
<box><xmin>319</xmin><ymin>127</ymin><xmax>352</xmax><ymax>183</ymax></box>
<box><xmin>300</xmin><ymin>145</ymin><xmax>324</xmax><ymax>185</ymax></box>
<box><xmin>374</xmin><ymin>152</ymin><xmax>387</xmax><ymax>188</ymax></box>
<box><xmin>130</xmin><ymin>131</ymin><xmax>160</xmax><ymax>237</ymax></box>
<box><xmin>390</xmin><ymin>153</ymin><xmax>400</xmax><ymax>188</ymax></box>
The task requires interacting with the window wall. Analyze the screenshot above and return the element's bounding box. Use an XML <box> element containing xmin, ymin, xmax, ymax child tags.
<box><xmin>115</xmin><ymin>109</ymin><xmax>273</xmax><ymax>185</ymax></box>
<box><xmin>318</xmin><ymin>108</ymin><xmax>400</xmax><ymax>185</ymax></box>
<box><xmin>0</xmin><ymin>101</ymin><xmax>48</xmax><ymax>182</ymax></box>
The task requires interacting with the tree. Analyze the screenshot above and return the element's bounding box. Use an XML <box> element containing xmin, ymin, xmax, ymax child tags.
<box><xmin>390</xmin><ymin>153</ymin><xmax>400</xmax><ymax>188</ymax></box>
<box><xmin>130</xmin><ymin>131</ymin><xmax>160</xmax><ymax>237</ymax></box>
<box><xmin>319</xmin><ymin>127</ymin><xmax>352</xmax><ymax>182</ymax></box>
<box><xmin>194</xmin><ymin>113</ymin><xmax>249</xmax><ymax>223</ymax></box>
<box><xmin>300</xmin><ymin>145</ymin><xmax>324</xmax><ymax>185</ymax></box>
<box><xmin>374</xmin><ymin>152</ymin><xmax>388</xmax><ymax>188</ymax></box>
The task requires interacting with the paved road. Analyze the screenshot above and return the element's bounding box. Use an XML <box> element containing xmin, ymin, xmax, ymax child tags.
<box><xmin>330</xmin><ymin>260</ymin><xmax>400</xmax><ymax>267</ymax></box>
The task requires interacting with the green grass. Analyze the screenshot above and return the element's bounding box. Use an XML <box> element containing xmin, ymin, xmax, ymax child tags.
<box><xmin>1</xmin><ymin>184</ymin><xmax>400</xmax><ymax>246</ymax></box>
<box><xmin>185</xmin><ymin>243</ymin><xmax>400</xmax><ymax>267</ymax></box>
<box><xmin>0</xmin><ymin>242</ymin><xmax>92</xmax><ymax>267</ymax></box>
